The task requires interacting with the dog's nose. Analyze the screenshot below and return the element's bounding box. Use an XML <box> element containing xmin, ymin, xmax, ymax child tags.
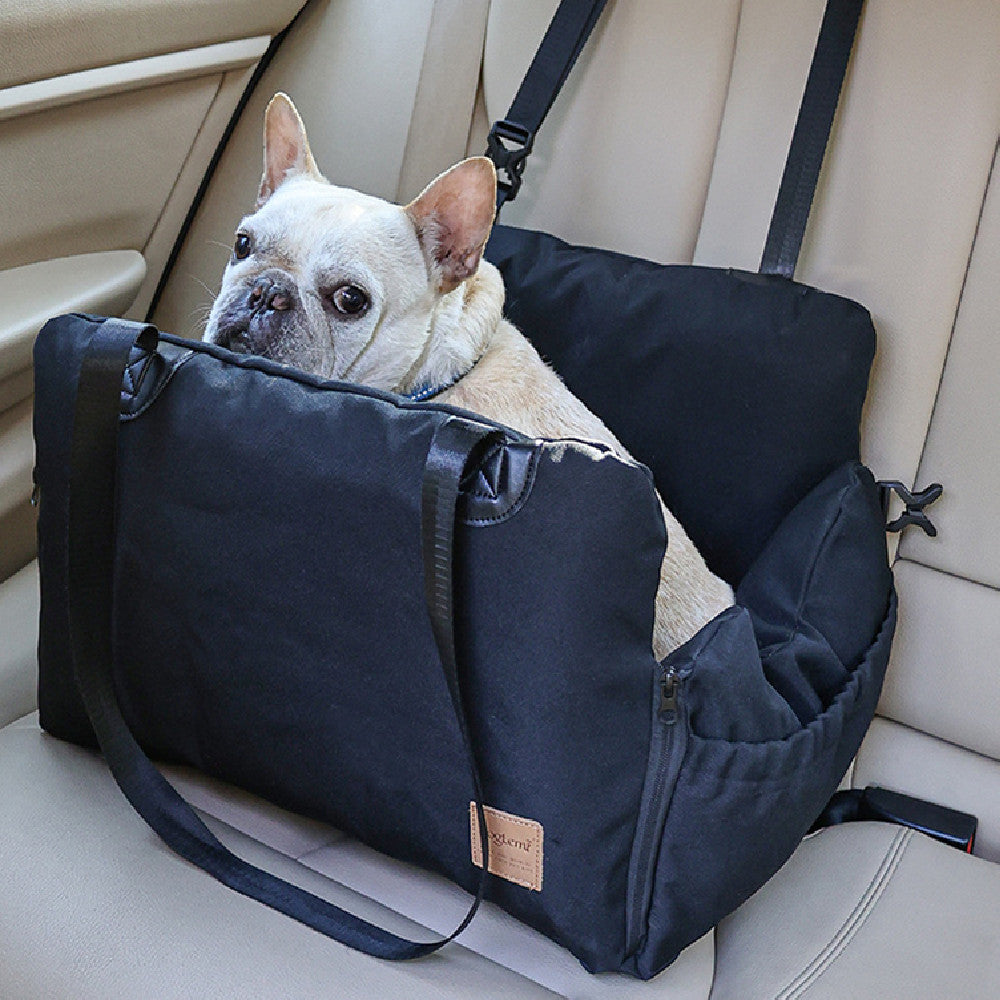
<box><xmin>247</xmin><ymin>277</ymin><xmax>294</xmax><ymax>314</ymax></box>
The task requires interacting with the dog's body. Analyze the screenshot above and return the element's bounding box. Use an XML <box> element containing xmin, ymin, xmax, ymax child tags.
<box><xmin>205</xmin><ymin>94</ymin><xmax>733</xmax><ymax>659</ymax></box>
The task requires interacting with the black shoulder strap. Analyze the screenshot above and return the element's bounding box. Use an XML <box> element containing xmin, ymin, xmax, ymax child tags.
<box><xmin>486</xmin><ymin>0</ymin><xmax>609</xmax><ymax>211</ymax></box>
<box><xmin>487</xmin><ymin>0</ymin><xmax>863</xmax><ymax>275</ymax></box>
<box><xmin>759</xmin><ymin>0</ymin><xmax>865</xmax><ymax>278</ymax></box>
<box><xmin>66</xmin><ymin>318</ymin><xmax>494</xmax><ymax>960</ymax></box>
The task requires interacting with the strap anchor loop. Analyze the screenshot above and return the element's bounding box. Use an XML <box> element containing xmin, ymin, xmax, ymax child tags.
<box><xmin>878</xmin><ymin>480</ymin><xmax>943</xmax><ymax>536</ymax></box>
<box><xmin>486</xmin><ymin>119</ymin><xmax>535</xmax><ymax>204</ymax></box>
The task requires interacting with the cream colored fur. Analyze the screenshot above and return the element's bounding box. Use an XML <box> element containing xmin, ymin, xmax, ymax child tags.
<box><xmin>204</xmin><ymin>94</ymin><xmax>733</xmax><ymax>660</ymax></box>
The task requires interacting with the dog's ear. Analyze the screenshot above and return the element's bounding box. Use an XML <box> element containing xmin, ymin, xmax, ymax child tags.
<box><xmin>257</xmin><ymin>93</ymin><xmax>322</xmax><ymax>208</ymax></box>
<box><xmin>406</xmin><ymin>157</ymin><xmax>497</xmax><ymax>294</ymax></box>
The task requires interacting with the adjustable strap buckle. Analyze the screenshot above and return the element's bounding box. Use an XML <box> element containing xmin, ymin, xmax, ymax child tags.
<box><xmin>878</xmin><ymin>480</ymin><xmax>943</xmax><ymax>536</ymax></box>
<box><xmin>486</xmin><ymin>119</ymin><xmax>535</xmax><ymax>204</ymax></box>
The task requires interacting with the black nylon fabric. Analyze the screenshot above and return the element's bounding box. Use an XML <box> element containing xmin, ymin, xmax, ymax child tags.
<box><xmin>484</xmin><ymin>226</ymin><xmax>876</xmax><ymax>585</ymax></box>
<box><xmin>35</xmin><ymin>316</ymin><xmax>662</xmax><ymax>970</ymax></box>
<box><xmin>34</xmin><ymin>314</ymin><xmax>894</xmax><ymax>976</ymax></box>
<box><xmin>631</xmin><ymin>462</ymin><xmax>894</xmax><ymax>975</ymax></box>
<box><xmin>63</xmin><ymin>318</ymin><xmax>469</xmax><ymax>961</ymax></box>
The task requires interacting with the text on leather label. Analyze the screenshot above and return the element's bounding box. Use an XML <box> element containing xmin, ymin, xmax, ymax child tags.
<box><xmin>470</xmin><ymin>803</ymin><xmax>543</xmax><ymax>892</ymax></box>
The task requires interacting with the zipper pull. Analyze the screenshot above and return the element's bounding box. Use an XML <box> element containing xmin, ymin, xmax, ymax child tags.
<box><xmin>659</xmin><ymin>667</ymin><xmax>680</xmax><ymax>722</ymax></box>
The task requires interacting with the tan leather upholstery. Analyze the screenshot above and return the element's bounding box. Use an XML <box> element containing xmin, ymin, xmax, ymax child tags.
<box><xmin>0</xmin><ymin>499</ymin><xmax>37</xmax><ymax>585</ymax></box>
<box><xmin>0</xmin><ymin>251</ymin><xmax>146</xmax><ymax>384</ymax></box>
<box><xmin>0</xmin><ymin>0</ymin><xmax>301</xmax><ymax>89</ymax></box>
<box><xmin>0</xmin><ymin>713</ymin><xmax>714</xmax><ymax>999</ymax></box>
<box><xmin>878</xmin><ymin>559</ymin><xmax>1000</xmax><ymax>764</ymax></box>
<box><xmin>0</xmin><ymin>399</ymin><xmax>31</xmax><ymax>534</ymax></box>
<box><xmin>901</xmin><ymin>154</ymin><xmax>1000</xmax><ymax>588</ymax></box>
<box><xmin>711</xmin><ymin>822</ymin><xmax>1000</xmax><ymax>1000</ymax></box>
<box><xmin>2</xmin><ymin>0</ymin><xmax>1000</xmax><ymax>994</ymax></box>
<box><xmin>0</xmin><ymin>564</ymin><xmax>38</xmax><ymax>728</ymax></box>
<box><xmin>855</xmin><ymin>718</ymin><xmax>1000</xmax><ymax>863</ymax></box>
<box><xmin>0</xmin><ymin>400</ymin><xmax>33</xmax><ymax>581</ymax></box>
<box><xmin>483</xmin><ymin>0</ymin><xmax>742</xmax><ymax>265</ymax></box>
<box><xmin>696</xmin><ymin>0</ymin><xmax>1000</xmax><ymax>492</ymax></box>
<box><xmin>0</xmin><ymin>251</ymin><xmax>145</xmax><ymax>582</ymax></box>
<box><xmin>856</xmin><ymin>139</ymin><xmax>1000</xmax><ymax>849</ymax></box>
<box><xmin>0</xmin><ymin>1</ymin><xmax>304</xmax><ymax>593</ymax></box>
<box><xmin>0</xmin><ymin>716</ymin><xmax>557</xmax><ymax>1000</ymax></box>
<box><xmin>0</xmin><ymin>80</ymin><xmax>221</xmax><ymax>274</ymax></box>
<box><xmin>394</xmin><ymin>0</ymin><xmax>491</xmax><ymax>204</ymax></box>
<box><xmin>125</xmin><ymin>64</ymin><xmax>258</xmax><ymax>320</ymax></box>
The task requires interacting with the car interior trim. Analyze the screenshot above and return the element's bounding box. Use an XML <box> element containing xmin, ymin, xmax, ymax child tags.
<box><xmin>0</xmin><ymin>36</ymin><xmax>270</xmax><ymax>124</ymax></box>
<box><xmin>0</xmin><ymin>251</ymin><xmax>146</xmax><ymax>386</ymax></box>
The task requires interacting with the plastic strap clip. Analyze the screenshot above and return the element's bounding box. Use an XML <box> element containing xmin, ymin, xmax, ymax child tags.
<box><xmin>878</xmin><ymin>480</ymin><xmax>943</xmax><ymax>536</ymax></box>
<box><xmin>486</xmin><ymin>119</ymin><xmax>535</xmax><ymax>204</ymax></box>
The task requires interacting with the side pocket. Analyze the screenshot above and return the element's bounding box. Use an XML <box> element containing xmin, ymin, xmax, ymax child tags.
<box><xmin>628</xmin><ymin>592</ymin><xmax>896</xmax><ymax>979</ymax></box>
<box><xmin>624</xmin><ymin>662</ymin><xmax>690</xmax><ymax>957</ymax></box>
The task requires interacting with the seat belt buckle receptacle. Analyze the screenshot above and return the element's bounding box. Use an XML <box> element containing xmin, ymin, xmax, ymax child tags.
<box><xmin>813</xmin><ymin>785</ymin><xmax>977</xmax><ymax>853</ymax></box>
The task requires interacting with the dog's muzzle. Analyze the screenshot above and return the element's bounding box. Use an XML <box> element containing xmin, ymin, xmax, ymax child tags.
<box><xmin>247</xmin><ymin>275</ymin><xmax>294</xmax><ymax>317</ymax></box>
<box><xmin>214</xmin><ymin>271</ymin><xmax>300</xmax><ymax>355</ymax></box>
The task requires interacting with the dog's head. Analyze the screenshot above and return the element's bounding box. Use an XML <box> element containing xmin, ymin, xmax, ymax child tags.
<box><xmin>204</xmin><ymin>93</ymin><xmax>498</xmax><ymax>387</ymax></box>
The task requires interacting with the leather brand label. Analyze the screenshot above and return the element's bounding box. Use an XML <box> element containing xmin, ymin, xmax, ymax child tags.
<box><xmin>470</xmin><ymin>803</ymin><xmax>543</xmax><ymax>892</ymax></box>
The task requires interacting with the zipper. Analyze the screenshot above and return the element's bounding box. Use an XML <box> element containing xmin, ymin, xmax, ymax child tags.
<box><xmin>658</xmin><ymin>666</ymin><xmax>679</xmax><ymax>720</ymax></box>
<box><xmin>624</xmin><ymin>664</ymin><xmax>689</xmax><ymax>957</ymax></box>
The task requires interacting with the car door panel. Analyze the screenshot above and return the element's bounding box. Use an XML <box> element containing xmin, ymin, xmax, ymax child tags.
<box><xmin>0</xmin><ymin>0</ymin><xmax>303</xmax><ymax>716</ymax></box>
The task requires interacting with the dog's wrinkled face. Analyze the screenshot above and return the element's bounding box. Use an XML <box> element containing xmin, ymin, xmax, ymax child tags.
<box><xmin>206</xmin><ymin>177</ymin><xmax>426</xmax><ymax>382</ymax></box>
<box><xmin>204</xmin><ymin>94</ymin><xmax>497</xmax><ymax>388</ymax></box>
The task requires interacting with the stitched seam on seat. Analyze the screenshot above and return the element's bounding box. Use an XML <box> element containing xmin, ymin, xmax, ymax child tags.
<box><xmin>867</xmin><ymin>712</ymin><xmax>1000</xmax><ymax>769</ymax></box>
<box><xmin>897</xmin><ymin>555</ymin><xmax>1000</xmax><ymax>595</ymax></box>
<box><xmin>295</xmin><ymin>839</ymin><xmax>353</xmax><ymax>863</ymax></box>
<box><xmin>773</xmin><ymin>827</ymin><xmax>914</xmax><ymax>1000</ymax></box>
<box><xmin>178</xmin><ymin>790</ymin><xmax>344</xmax><ymax>860</ymax></box>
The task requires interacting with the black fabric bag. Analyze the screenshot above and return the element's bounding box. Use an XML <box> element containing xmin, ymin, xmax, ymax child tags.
<box><xmin>32</xmin><ymin>0</ymin><xmax>895</xmax><ymax>980</ymax></box>
<box><xmin>33</xmin><ymin>316</ymin><xmax>893</xmax><ymax>978</ymax></box>
<box><xmin>485</xmin><ymin>229</ymin><xmax>875</xmax><ymax>584</ymax></box>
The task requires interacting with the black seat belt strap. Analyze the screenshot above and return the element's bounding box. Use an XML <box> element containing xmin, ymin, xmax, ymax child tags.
<box><xmin>66</xmin><ymin>318</ymin><xmax>494</xmax><ymax>960</ymax></box>
<box><xmin>760</xmin><ymin>0</ymin><xmax>865</xmax><ymax>279</ymax></box>
<box><xmin>487</xmin><ymin>0</ymin><xmax>609</xmax><ymax>211</ymax></box>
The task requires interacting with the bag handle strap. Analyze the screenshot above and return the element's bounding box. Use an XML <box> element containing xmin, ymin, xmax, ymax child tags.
<box><xmin>486</xmin><ymin>0</ymin><xmax>609</xmax><ymax>211</ymax></box>
<box><xmin>759</xmin><ymin>0</ymin><xmax>865</xmax><ymax>278</ymax></box>
<box><xmin>66</xmin><ymin>318</ymin><xmax>494</xmax><ymax>960</ymax></box>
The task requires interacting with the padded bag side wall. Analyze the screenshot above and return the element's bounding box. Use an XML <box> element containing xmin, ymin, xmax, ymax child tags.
<box><xmin>485</xmin><ymin>227</ymin><xmax>877</xmax><ymax>584</ymax></box>
<box><xmin>630</xmin><ymin>461</ymin><xmax>895</xmax><ymax>976</ymax></box>
<box><xmin>33</xmin><ymin>315</ymin><xmax>666</xmax><ymax>972</ymax></box>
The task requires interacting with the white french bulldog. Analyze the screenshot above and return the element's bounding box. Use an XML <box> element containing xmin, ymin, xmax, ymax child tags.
<box><xmin>204</xmin><ymin>93</ymin><xmax>733</xmax><ymax>659</ymax></box>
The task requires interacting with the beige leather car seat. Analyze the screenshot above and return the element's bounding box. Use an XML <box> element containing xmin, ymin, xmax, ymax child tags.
<box><xmin>2</xmin><ymin>0</ymin><xmax>999</xmax><ymax>996</ymax></box>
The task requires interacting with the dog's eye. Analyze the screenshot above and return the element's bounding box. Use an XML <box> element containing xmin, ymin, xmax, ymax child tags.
<box><xmin>233</xmin><ymin>233</ymin><xmax>253</xmax><ymax>261</ymax></box>
<box><xmin>330</xmin><ymin>284</ymin><xmax>369</xmax><ymax>317</ymax></box>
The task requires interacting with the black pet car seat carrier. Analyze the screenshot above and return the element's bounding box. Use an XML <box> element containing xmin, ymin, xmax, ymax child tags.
<box><xmin>33</xmin><ymin>0</ymin><xmax>898</xmax><ymax>979</ymax></box>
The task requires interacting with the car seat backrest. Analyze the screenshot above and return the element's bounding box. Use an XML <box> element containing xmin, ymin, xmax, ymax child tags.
<box><xmin>856</xmin><ymin>157</ymin><xmax>1000</xmax><ymax>860</ymax></box>
<box><xmin>484</xmin><ymin>0</ymin><xmax>1000</xmax><ymax>857</ymax></box>
<box><xmin>482</xmin><ymin>0</ymin><xmax>742</xmax><ymax>265</ymax></box>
